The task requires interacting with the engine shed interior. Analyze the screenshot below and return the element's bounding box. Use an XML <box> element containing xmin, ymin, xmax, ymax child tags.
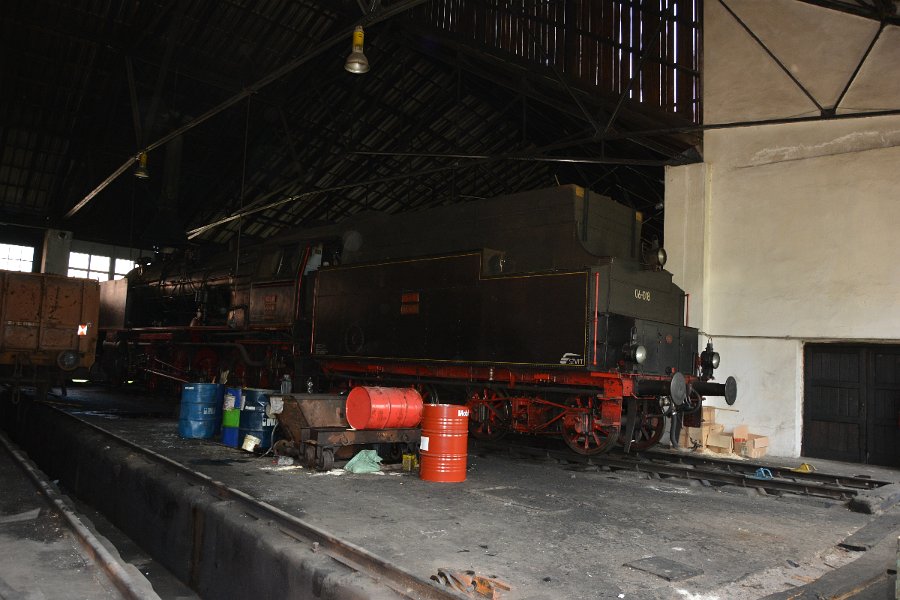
<box><xmin>1</xmin><ymin>1</ymin><xmax>900</xmax><ymax>600</ymax></box>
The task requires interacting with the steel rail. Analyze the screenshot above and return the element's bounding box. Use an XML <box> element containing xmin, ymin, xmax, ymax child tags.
<box><xmin>0</xmin><ymin>431</ymin><xmax>155</xmax><ymax>600</ymax></box>
<box><xmin>638</xmin><ymin>448</ymin><xmax>891</xmax><ymax>491</ymax></box>
<box><xmin>50</xmin><ymin>407</ymin><xmax>463</xmax><ymax>600</ymax></box>
<box><xmin>471</xmin><ymin>439</ymin><xmax>881</xmax><ymax>501</ymax></box>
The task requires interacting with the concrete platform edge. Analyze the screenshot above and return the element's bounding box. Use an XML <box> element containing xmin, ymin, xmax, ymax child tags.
<box><xmin>0</xmin><ymin>400</ymin><xmax>406</xmax><ymax>600</ymax></box>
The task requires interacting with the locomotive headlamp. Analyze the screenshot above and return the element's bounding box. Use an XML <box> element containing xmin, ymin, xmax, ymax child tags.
<box><xmin>655</xmin><ymin>247</ymin><xmax>667</xmax><ymax>267</ymax></box>
<box><xmin>699</xmin><ymin>341</ymin><xmax>720</xmax><ymax>380</ymax></box>
<box><xmin>642</xmin><ymin>246</ymin><xmax>667</xmax><ymax>268</ymax></box>
<box><xmin>628</xmin><ymin>345</ymin><xmax>647</xmax><ymax>364</ymax></box>
<box><xmin>57</xmin><ymin>349</ymin><xmax>80</xmax><ymax>371</ymax></box>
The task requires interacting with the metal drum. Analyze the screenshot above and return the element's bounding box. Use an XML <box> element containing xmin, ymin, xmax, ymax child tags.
<box><xmin>222</xmin><ymin>408</ymin><xmax>241</xmax><ymax>428</ymax></box>
<box><xmin>346</xmin><ymin>386</ymin><xmax>423</xmax><ymax>430</ymax></box>
<box><xmin>221</xmin><ymin>408</ymin><xmax>240</xmax><ymax>448</ymax></box>
<box><xmin>178</xmin><ymin>383</ymin><xmax>224</xmax><ymax>439</ymax></box>
<box><xmin>221</xmin><ymin>427</ymin><xmax>239</xmax><ymax>448</ymax></box>
<box><xmin>238</xmin><ymin>388</ymin><xmax>278</xmax><ymax>451</ymax></box>
<box><xmin>419</xmin><ymin>404</ymin><xmax>469</xmax><ymax>483</ymax></box>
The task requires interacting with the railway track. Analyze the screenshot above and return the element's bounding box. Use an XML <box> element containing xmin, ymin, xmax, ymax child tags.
<box><xmin>49</xmin><ymin>406</ymin><xmax>462</xmax><ymax>600</ymax></box>
<box><xmin>0</xmin><ymin>430</ymin><xmax>154</xmax><ymax>600</ymax></box>
<box><xmin>471</xmin><ymin>438</ymin><xmax>892</xmax><ymax>501</ymax></box>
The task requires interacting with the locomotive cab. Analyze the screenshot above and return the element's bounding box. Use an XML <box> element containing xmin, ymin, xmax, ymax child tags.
<box><xmin>587</xmin><ymin>257</ymin><xmax>697</xmax><ymax>377</ymax></box>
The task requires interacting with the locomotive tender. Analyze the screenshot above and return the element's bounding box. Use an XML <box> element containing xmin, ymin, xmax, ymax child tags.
<box><xmin>100</xmin><ymin>185</ymin><xmax>736</xmax><ymax>454</ymax></box>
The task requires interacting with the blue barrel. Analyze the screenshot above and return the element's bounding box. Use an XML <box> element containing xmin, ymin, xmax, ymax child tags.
<box><xmin>179</xmin><ymin>383</ymin><xmax>225</xmax><ymax>439</ymax></box>
<box><xmin>221</xmin><ymin>427</ymin><xmax>240</xmax><ymax>448</ymax></box>
<box><xmin>238</xmin><ymin>388</ymin><xmax>278</xmax><ymax>450</ymax></box>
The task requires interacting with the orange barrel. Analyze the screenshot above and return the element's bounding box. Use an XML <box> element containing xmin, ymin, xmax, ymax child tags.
<box><xmin>345</xmin><ymin>386</ymin><xmax>424</xmax><ymax>430</ymax></box>
<box><xmin>419</xmin><ymin>404</ymin><xmax>470</xmax><ymax>483</ymax></box>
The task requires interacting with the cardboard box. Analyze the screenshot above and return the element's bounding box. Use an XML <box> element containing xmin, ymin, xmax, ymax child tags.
<box><xmin>679</xmin><ymin>422</ymin><xmax>725</xmax><ymax>448</ymax></box>
<box><xmin>679</xmin><ymin>426</ymin><xmax>707</xmax><ymax>448</ymax></box>
<box><xmin>745</xmin><ymin>433</ymin><xmax>769</xmax><ymax>449</ymax></box>
<box><xmin>706</xmin><ymin>431</ymin><xmax>733</xmax><ymax>454</ymax></box>
<box><xmin>732</xmin><ymin>424</ymin><xmax>749</xmax><ymax>442</ymax></box>
<box><xmin>738</xmin><ymin>445</ymin><xmax>768</xmax><ymax>459</ymax></box>
<box><xmin>701</xmin><ymin>406</ymin><xmax>717</xmax><ymax>424</ymax></box>
<box><xmin>736</xmin><ymin>434</ymin><xmax>769</xmax><ymax>458</ymax></box>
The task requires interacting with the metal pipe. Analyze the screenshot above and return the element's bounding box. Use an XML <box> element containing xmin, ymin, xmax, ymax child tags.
<box><xmin>351</xmin><ymin>151</ymin><xmax>669</xmax><ymax>166</ymax></box>
<box><xmin>186</xmin><ymin>132</ymin><xmax>599</xmax><ymax>238</ymax></box>
<box><xmin>142</xmin><ymin>368</ymin><xmax>189</xmax><ymax>383</ymax></box>
<box><xmin>178</xmin><ymin>342</ymin><xmax>267</xmax><ymax>368</ymax></box>
<box><xmin>64</xmin><ymin>0</ymin><xmax>429</xmax><ymax>220</ymax></box>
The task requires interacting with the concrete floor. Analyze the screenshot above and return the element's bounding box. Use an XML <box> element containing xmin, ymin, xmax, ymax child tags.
<box><xmin>35</xmin><ymin>384</ymin><xmax>900</xmax><ymax>600</ymax></box>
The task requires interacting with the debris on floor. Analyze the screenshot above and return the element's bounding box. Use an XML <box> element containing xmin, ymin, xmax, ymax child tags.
<box><xmin>431</xmin><ymin>568</ymin><xmax>511</xmax><ymax>599</ymax></box>
<box><xmin>344</xmin><ymin>449</ymin><xmax>383</xmax><ymax>474</ymax></box>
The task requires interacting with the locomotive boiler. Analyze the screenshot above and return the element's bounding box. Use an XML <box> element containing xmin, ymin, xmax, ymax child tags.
<box><xmin>99</xmin><ymin>184</ymin><xmax>736</xmax><ymax>454</ymax></box>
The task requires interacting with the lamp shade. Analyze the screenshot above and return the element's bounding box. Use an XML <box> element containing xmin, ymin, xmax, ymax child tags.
<box><xmin>344</xmin><ymin>26</ymin><xmax>369</xmax><ymax>74</ymax></box>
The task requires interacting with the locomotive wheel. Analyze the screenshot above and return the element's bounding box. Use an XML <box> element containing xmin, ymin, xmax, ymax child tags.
<box><xmin>560</xmin><ymin>397</ymin><xmax>619</xmax><ymax>455</ymax></box>
<box><xmin>618</xmin><ymin>400</ymin><xmax>666</xmax><ymax>452</ymax></box>
<box><xmin>466</xmin><ymin>389</ymin><xmax>511</xmax><ymax>440</ymax></box>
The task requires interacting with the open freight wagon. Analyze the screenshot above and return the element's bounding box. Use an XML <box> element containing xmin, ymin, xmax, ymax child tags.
<box><xmin>0</xmin><ymin>270</ymin><xmax>100</xmax><ymax>398</ymax></box>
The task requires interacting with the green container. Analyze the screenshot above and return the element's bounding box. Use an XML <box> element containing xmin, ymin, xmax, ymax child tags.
<box><xmin>222</xmin><ymin>408</ymin><xmax>241</xmax><ymax>428</ymax></box>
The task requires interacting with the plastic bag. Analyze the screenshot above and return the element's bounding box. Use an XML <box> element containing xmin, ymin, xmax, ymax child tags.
<box><xmin>344</xmin><ymin>449</ymin><xmax>383</xmax><ymax>473</ymax></box>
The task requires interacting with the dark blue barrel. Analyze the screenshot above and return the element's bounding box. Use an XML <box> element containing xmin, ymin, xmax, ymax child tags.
<box><xmin>179</xmin><ymin>383</ymin><xmax>225</xmax><ymax>439</ymax></box>
<box><xmin>238</xmin><ymin>388</ymin><xmax>278</xmax><ymax>450</ymax></box>
<box><xmin>221</xmin><ymin>427</ymin><xmax>240</xmax><ymax>448</ymax></box>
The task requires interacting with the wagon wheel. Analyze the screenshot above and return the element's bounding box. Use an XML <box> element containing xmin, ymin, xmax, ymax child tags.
<box><xmin>618</xmin><ymin>399</ymin><xmax>666</xmax><ymax>452</ymax></box>
<box><xmin>560</xmin><ymin>396</ymin><xmax>619</xmax><ymax>455</ymax></box>
<box><xmin>317</xmin><ymin>448</ymin><xmax>335</xmax><ymax>471</ymax></box>
<box><xmin>304</xmin><ymin>444</ymin><xmax>317</xmax><ymax>468</ymax></box>
<box><xmin>466</xmin><ymin>388</ymin><xmax>511</xmax><ymax>440</ymax></box>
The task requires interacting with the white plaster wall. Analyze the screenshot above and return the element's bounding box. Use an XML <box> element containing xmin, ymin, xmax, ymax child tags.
<box><xmin>704</xmin><ymin>0</ymin><xmax>882</xmax><ymax>122</ymax></box>
<box><xmin>663</xmin><ymin>163</ymin><xmax>707</xmax><ymax>330</ymax></box>
<box><xmin>665</xmin><ymin>2</ymin><xmax>900</xmax><ymax>456</ymax></box>
<box><xmin>705</xmin><ymin>122</ymin><xmax>900</xmax><ymax>338</ymax></box>
<box><xmin>711</xmin><ymin>338</ymin><xmax>803</xmax><ymax>457</ymax></box>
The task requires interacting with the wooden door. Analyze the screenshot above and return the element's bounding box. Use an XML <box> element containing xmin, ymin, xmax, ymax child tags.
<box><xmin>803</xmin><ymin>344</ymin><xmax>900</xmax><ymax>466</ymax></box>
<box><xmin>868</xmin><ymin>348</ymin><xmax>900</xmax><ymax>466</ymax></box>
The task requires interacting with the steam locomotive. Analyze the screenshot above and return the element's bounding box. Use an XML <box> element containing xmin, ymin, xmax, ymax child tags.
<box><xmin>98</xmin><ymin>185</ymin><xmax>736</xmax><ymax>454</ymax></box>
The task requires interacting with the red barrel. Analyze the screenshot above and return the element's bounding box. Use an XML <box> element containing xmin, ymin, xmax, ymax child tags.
<box><xmin>345</xmin><ymin>386</ymin><xmax>423</xmax><ymax>430</ymax></box>
<box><xmin>419</xmin><ymin>404</ymin><xmax>469</xmax><ymax>483</ymax></box>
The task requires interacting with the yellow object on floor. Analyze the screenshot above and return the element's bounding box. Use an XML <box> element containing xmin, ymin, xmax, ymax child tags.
<box><xmin>791</xmin><ymin>462</ymin><xmax>816</xmax><ymax>473</ymax></box>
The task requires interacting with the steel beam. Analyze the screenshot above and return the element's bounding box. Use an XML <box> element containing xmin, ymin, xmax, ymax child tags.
<box><xmin>63</xmin><ymin>0</ymin><xmax>429</xmax><ymax>220</ymax></box>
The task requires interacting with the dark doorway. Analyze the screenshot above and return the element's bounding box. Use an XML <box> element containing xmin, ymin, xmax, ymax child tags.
<box><xmin>803</xmin><ymin>344</ymin><xmax>900</xmax><ymax>466</ymax></box>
